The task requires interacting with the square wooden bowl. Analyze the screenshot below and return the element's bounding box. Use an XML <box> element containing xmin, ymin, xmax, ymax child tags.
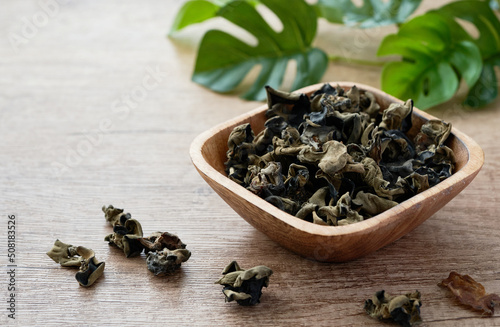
<box><xmin>190</xmin><ymin>82</ymin><xmax>484</xmax><ymax>262</ymax></box>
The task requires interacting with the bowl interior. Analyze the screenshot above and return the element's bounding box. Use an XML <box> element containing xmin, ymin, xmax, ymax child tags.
<box><xmin>191</xmin><ymin>82</ymin><xmax>483</xmax><ymax>261</ymax></box>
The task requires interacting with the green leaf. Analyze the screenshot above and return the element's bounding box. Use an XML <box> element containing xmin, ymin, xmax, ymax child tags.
<box><xmin>464</xmin><ymin>55</ymin><xmax>500</xmax><ymax>107</ymax></box>
<box><xmin>438</xmin><ymin>1</ymin><xmax>500</xmax><ymax>58</ymax></box>
<box><xmin>169</xmin><ymin>0</ymin><xmax>222</xmax><ymax>35</ymax></box>
<box><xmin>192</xmin><ymin>0</ymin><xmax>328</xmax><ymax>100</ymax></box>
<box><xmin>316</xmin><ymin>0</ymin><xmax>422</xmax><ymax>28</ymax></box>
<box><xmin>377</xmin><ymin>12</ymin><xmax>482</xmax><ymax>109</ymax></box>
<box><xmin>436</xmin><ymin>1</ymin><xmax>500</xmax><ymax>107</ymax></box>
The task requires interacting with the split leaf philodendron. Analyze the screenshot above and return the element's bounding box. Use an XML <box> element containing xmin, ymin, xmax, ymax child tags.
<box><xmin>170</xmin><ymin>0</ymin><xmax>500</xmax><ymax>108</ymax></box>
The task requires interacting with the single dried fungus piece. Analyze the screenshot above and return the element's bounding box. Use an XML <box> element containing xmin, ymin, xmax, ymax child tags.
<box><xmin>102</xmin><ymin>204</ymin><xmax>131</xmax><ymax>227</ymax></box>
<box><xmin>364</xmin><ymin>290</ymin><xmax>422</xmax><ymax>327</ymax></box>
<box><xmin>379</xmin><ymin>99</ymin><xmax>413</xmax><ymax>132</ymax></box>
<box><xmin>74</xmin><ymin>246</ymin><xmax>105</xmax><ymax>287</ymax></box>
<box><xmin>415</xmin><ymin>120</ymin><xmax>452</xmax><ymax>151</ymax></box>
<box><xmin>298</xmin><ymin>140</ymin><xmax>364</xmax><ymax>179</ymax></box>
<box><xmin>46</xmin><ymin>240</ymin><xmax>105</xmax><ymax>287</ymax></box>
<box><xmin>247</xmin><ymin>161</ymin><xmax>284</xmax><ymax>197</ymax></box>
<box><xmin>105</xmin><ymin>218</ymin><xmax>144</xmax><ymax>257</ymax></box>
<box><xmin>215</xmin><ymin>261</ymin><xmax>273</xmax><ymax>306</ymax></box>
<box><xmin>265</xmin><ymin>195</ymin><xmax>299</xmax><ymax>215</ymax></box>
<box><xmin>352</xmin><ymin>191</ymin><xmax>398</xmax><ymax>217</ymax></box>
<box><xmin>146</xmin><ymin>248</ymin><xmax>191</xmax><ymax>276</ymax></box>
<box><xmin>139</xmin><ymin>231</ymin><xmax>186</xmax><ymax>254</ymax></box>
<box><xmin>47</xmin><ymin>239</ymin><xmax>80</xmax><ymax>267</ymax></box>
<box><xmin>317</xmin><ymin>192</ymin><xmax>363</xmax><ymax>226</ymax></box>
<box><xmin>439</xmin><ymin>271</ymin><xmax>500</xmax><ymax>315</ymax></box>
<box><xmin>253</xmin><ymin>116</ymin><xmax>287</xmax><ymax>154</ymax></box>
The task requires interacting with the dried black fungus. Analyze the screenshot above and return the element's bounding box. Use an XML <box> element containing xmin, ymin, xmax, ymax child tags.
<box><xmin>225</xmin><ymin>84</ymin><xmax>455</xmax><ymax>225</ymax></box>
<box><xmin>140</xmin><ymin>231</ymin><xmax>191</xmax><ymax>275</ymax></box>
<box><xmin>102</xmin><ymin>204</ymin><xmax>130</xmax><ymax>227</ymax></box>
<box><xmin>215</xmin><ymin>261</ymin><xmax>273</xmax><ymax>306</ymax></box>
<box><xmin>47</xmin><ymin>240</ymin><xmax>105</xmax><ymax>287</ymax></box>
<box><xmin>146</xmin><ymin>248</ymin><xmax>191</xmax><ymax>276</ymax></box>
<box><xmin>102</xmin><ymin>205</ymin><xmax>191</xmax><ymax>276</ymax></box>
<box><xmin>105</xmin><ymin>215</ymin><xmax>144</xmax><ymax>257</ymax></box>
<box><xmin>364</xmin><ymin>290</ymin><xmax>422</xmax><ymax>327</ymax></box>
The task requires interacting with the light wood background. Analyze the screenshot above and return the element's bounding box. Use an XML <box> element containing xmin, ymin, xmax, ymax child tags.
<box><xmin>1</xmin><ymin>1</ymin><xmax>499</xmax><ymax>326</ymax></box>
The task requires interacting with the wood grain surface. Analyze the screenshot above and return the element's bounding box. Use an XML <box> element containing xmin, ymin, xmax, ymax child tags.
<box><xmin>1</xmin><ymin>1</ymin><xmax>499</xmax><ymax>326</ymax></box>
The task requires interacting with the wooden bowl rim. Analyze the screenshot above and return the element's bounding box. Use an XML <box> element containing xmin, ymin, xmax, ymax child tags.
<box><xmin>190</xmin><ymin>82</ymin><xmax>484</xmax><ymax>237</ymax></box>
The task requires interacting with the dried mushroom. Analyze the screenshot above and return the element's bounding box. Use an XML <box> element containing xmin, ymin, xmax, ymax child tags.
<box><xmin>364</xmin><ymin>290</ymin><xmax>422</xmax><ymax>327</ymax></box>
<box><xmin>439</xmin><ymin>271</ymin><xmax>500</xmax><ymax>315</ymax></box>
<box><xmin>140</xmin><ymin>231</ymin><xmax>191</xmax><ymax>275</ymax></box>
<box><xmin>105</xmin><ymin>217</ymin><xmax>144</xmax><ymax>257</ymax></box>
<box><xmin>102</xmin><ymin>206</ymin><xmax>191</xmax><ymax>276</ymax></box>
<box><xmin>225</xmin><ymin>84</ymin><xmax>455</xmax><ymax>226</ymax></box>
<box><xmin>215</xmin><ymin>261</ymin><xmax>273</xmax><ymax>306</ymax></box>
<box><xmin>139</xmin><ymin>231</ymin><xmax>186</xmax><ymax>253</ymax></box>
<box><xmin>146</xmin><ymin>248</ymin><xmax>191</xmax><ymax>276</ymax></box>
<box><xmin>102</xmin><ymin>204</ymin><xmax>130</xmax><ymax>227</ymax></box>
<box><xmin>46</xmin><ymin>240</ymin><xmax>105</xmax><ymax>287</ymax></box>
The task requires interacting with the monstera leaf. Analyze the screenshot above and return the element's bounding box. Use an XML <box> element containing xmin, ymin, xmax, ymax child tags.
<box><xmin>437</xmin><ymin>1</ymin><xmax>500</xmax><ymax>108</ymax></box>
<box><xmin>169</xmin><ymin>0</ymin><xmax>235</xmax><ymax>35</ymax></box>
<box><xmin>192</xmin><ymin>0</ymin><xmax>328</xmax><ymax>100</ymax></box>
<box><xmin>377</xmin><ymin>12</ymin><xmax>482</xmax><ymax>109</ymax></box>
<box><xmin>316</xmin><ymin>0</ymin><xmax>422</xmax><ymax>28</ymax></box>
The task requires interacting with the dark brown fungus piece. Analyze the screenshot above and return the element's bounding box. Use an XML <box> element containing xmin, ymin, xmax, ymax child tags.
<box><xmin>364</xmin><ymin>290</ymin><xmax>422</xmax><ymax>327</ymax></box>
<box><xmin>46</xmin><ymin>240</ymin><xmax>104</xmax><ymax>287</ymax></box>
<box><xmin>439</xmin><ymin>271</ymin><xmax>500</xmax><ymax>315</ymax></box>
<box><xmin>215</xmin><ymin>261</ymin><xmax>273</xmax><ymax>306</ymax></box>
<box><xmin>146</xmin><ymin>248</ymin><xmax>191</xmax><ymax>276</ymax></box>
<box><xmin>139</xmin><ymin>231</ymin><xmax>186</xmax><ymax>253</ymax></box>
<box><xmin>105</xmin><ymin>218</ymin><xmax>144</xmax><ymax>257</ymax></box>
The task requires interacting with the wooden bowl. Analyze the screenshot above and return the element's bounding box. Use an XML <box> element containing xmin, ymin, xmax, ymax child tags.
<box><xmin>190</xmin><ymin>82</ymin><xmax>484</xmax><ymax>262</ymax></box>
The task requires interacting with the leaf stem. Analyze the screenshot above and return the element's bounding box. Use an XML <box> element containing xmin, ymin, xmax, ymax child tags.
<box><xmin>328</xmin><ymin>55</ymin><xmax>386</xmax><ymax>67</ymax></box>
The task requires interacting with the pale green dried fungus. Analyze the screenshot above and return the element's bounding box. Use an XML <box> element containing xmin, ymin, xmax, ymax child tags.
<box><xmin>364</xmin><ymin>290</ymin><xmax>422</xmax><ymax>327</ymax></box>
<box><xmin>102</xmin><ymin>204</ymin><xmax>130</xmax><ymax>227</ymax></box>
<box><xmin>215</xmin><ymin>261</ymin><xmax>273</xmax><ymax>306</ymax></box>
<box><xmin>47</xmin><ymin>240</ymin><xmax>105</xmax><ymax>287</ymax></box>
<box><xmin>225</xmin><ymin>84</ymin><xmax>455</xmax><ymax>226</ymax></box>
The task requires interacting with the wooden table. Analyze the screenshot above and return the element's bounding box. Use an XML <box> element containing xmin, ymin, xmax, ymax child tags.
<box><xmin>1</xmin><ymin>1</ymin><xmax>499</xmax><ymax>326</ymax></box>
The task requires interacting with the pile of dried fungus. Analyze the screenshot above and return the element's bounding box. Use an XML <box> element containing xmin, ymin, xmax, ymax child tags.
<box><xmin>225</xmin><ymin>84</ymin><xmax>455</xmax><ymax>225</ymax></box>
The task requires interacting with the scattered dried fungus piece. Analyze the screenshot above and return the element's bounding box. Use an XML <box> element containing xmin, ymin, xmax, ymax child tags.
<box><xmin>215</xmin><ymin>261</ymin><xmax>273</xmax><ymax>306</ymax></box>
<box><xmin>146</xmin><ymin>248</ymin><xmax>191</xmax><ymax>276</ymax></box>
<box><xmin>140</xmin><ymin>231</ymin><xmax>191</xmax><ymax>275</ymax></box>
<box><xmin>74</xmin><ymin>246</ymin><xmax>105</xmax><ymax>287</ymax></box>
<box><xmin>439</xmin><ymin>271</ymin><xmax>500</xmax><ymax>315</ymax></box>
<box><xmin>46</xmin><ymin>240</ymin><xmax>105</xmax><ymax>287</ymax></box>
<box><xmin>105</xmin><ymin>217</ymin><xmax>144</xmax><ymax>257</ymax></box>
<box><xmin>47</xmin><ymin>239</ymin><xmax>81</xmax><ymax>267</ymax></box>
<box><xmin>364</xmin><ymin>290</ymin><xmax>422</xmax><ymax>327</ymax></box>
<box><xmin>139</xmin><ymin>231</ymin><xmax>186</xmax><ymax>253</ymax></box>
<box><xmin>102</xmin><ymin>204</ymin><xmax>131</xmax><ymax>227</ymax></box>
